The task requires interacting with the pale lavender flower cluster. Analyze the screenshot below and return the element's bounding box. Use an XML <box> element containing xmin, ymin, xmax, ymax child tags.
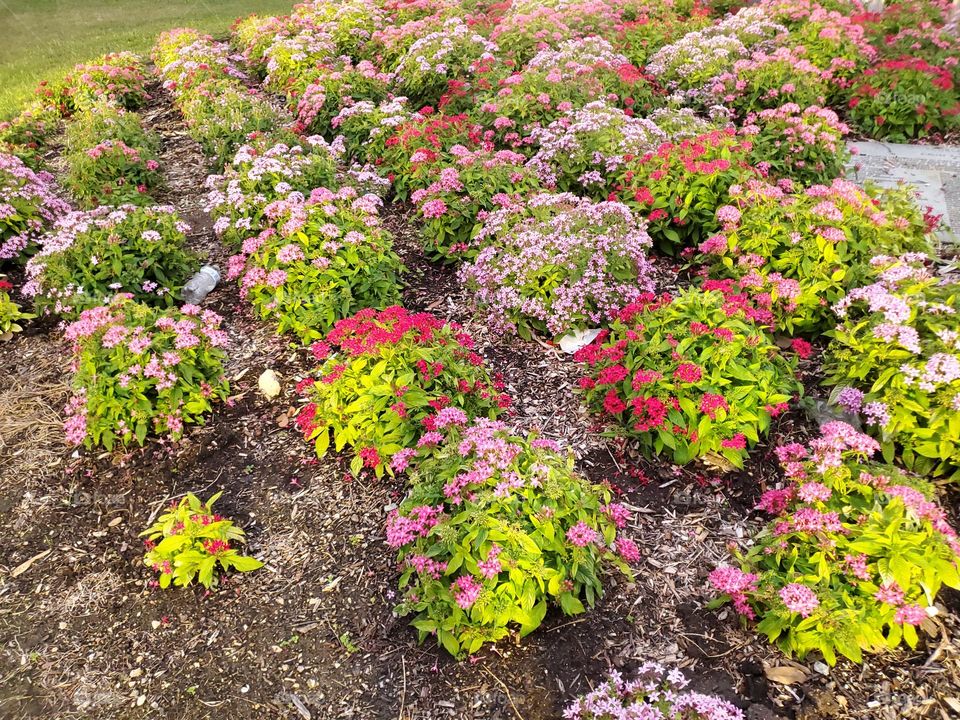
<box><xmin>526</xmin><ymin>101</ymin><xmax>666</xmax><ymax>189</ymax></box>
<box><xmin>564</xmin><ymin>664</ymin><xmax>744</xmax><ymax>720</ymax></box>
<box><xmin>394</xmin><ymin>17</ymin><xmax>497</xmax><ymax>86</ymax></box>
<box><xmin>646</xmin><ymin>32</ymin><xmax>749</xmax><ymax>90</ymax></box>
<box><xmin>460</xmin><ymin>193</ymin><xmax>655</xmax><ymax>337</ymax></box>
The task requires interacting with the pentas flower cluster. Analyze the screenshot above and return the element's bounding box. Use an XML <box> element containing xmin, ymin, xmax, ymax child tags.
<box><xmin>0</xmin><ymin>101</ymin><xmax>60</xmax><ymax>170</ymax></box>
<box><xmin>694</xmin><ymin>178</ymin><xmax>934</xmax><ymax>332</ymax></box>
<box><xmin>393</xmin><ymin>17</ymin><xmax>499</xmax><ymax>108</ymax></box>
<box><xmin>845</xmin><ymin>57</ymin><xmax>960</xmax><ymax>141</ymax></box>
<box><xmin>460</xmin><ymin>193</ymin><xmax>655</xmax><ymax>338</ymax></box>
<box><xmin>741</xmin><ymin>103</ymin><xmax>851</xmax><ymax>186</ymax></box>
<box><xmin>0</xmin><ymin>151</ymin><xmax>70</xmax><ymax>263</ymax></box>
<box><xmin>707</xmin><ymin>46</ymin><xmax>832</xmax><ymax>117</ymax></box>
<box><xmin>0</xmin><ymin>275</ymin><xmax>33</xmax><ymax>338</ymax></box>
<box><xmin>261</xmin><ymin>26</ymin><xmax>338</xmax><ymax>95</ymax></box>
<box><xmin>38</xmin><ymin>52</ymin><xmax>151</xmax><ymax>116</ymax></box>
<box><xmin>576</xmin><ymin>288</ymin><xmax>801</xmax><ymax>467</ymax></box>
<box><xmin>527</xmin><ymin>101</ymin><xmax>667</xmax><ymax>197</ymax></box>
<box><xmin>204</xmin><ymin>138</ymin><xmax>339</xmax><ymax>247</ymax></box>
<box><xmin>290</xmin><ymin>0</ymin><xmax>387</xmax><ymax>59</ymax></box>
<box><xmin>225</xmin><ymin>187</ymin><xmax>403</xmax><ymax>342</ymax></box>
<box><xmin>825</xmin><ymin>255</ymin><xmax>960</xmax><ymax>478</ymax></box>
<box><xmin>564</xmin><ymin>664</ymin><xmax>744</xmax><ymax>720</ymax></box>
<box><xmin>331</xmin><ymin>96</ymin><xmax>421</xmax><ymax>168</ymax></box>
<box><xmin>702</xmin><ymin>6</ymin><xmax>789</xmax><ymax>48</ymax></box>
<box><xmin>711</xmin><ymin>422</ymin><xmax>960</xmax><ymax>665</ymax></box>
<box><xmin>616</xmin><ymin>128</ymin><xmax>758</xmax><ymax>253</ymax></box>
<box><xmin>390</xmin><ymin>419</ymin><xmax>635</xmax><ymax>657</ymax></box>
<box><xmin>779</xmin><ymin>6</ymin><xmax>875</xmax><ymax>80</ymax></box>
<box><xmin>475</xmin><ymin>37</ymin><xmax>659</xmax><ymax>141</ymax></box>
<box><xmin>23</xmin><ymin>205</ymin><xmax>197</xmax><ymax>318</ymax></box>
<box><xmin>411</xmin><ymin>146</ymin><xmax>542</xmax><ymax>260</ymax></box>
<box><xmin>63</xmin><ymin>294</ymin><xmax>229</xmax><ymax>450</ymax></box>
<box><xmin>298</xmin><ymin>306</ymin><xmax>509</xmax><ymax>476</ymax></box>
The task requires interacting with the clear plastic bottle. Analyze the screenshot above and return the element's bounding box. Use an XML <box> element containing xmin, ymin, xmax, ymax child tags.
<box><xmin>180</xmin><ymin>265</ymin><xmax>221</xmax><ymax>305</ymax></box>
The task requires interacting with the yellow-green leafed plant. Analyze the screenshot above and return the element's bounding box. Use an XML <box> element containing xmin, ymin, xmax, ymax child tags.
<box><xmin>141</xmin><ymin>492</ymin><xmax>263</xmax><ymax>589</ymax></box>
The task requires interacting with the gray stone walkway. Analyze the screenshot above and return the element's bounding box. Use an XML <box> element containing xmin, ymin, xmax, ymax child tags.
<box><xmin>848</xmin><ymin>140</ymin><xmax>960</xmax><ymax>248</ymax></box>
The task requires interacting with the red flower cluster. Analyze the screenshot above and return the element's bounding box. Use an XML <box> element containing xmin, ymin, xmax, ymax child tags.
<box><xmin>324</xmin><ymin>306</ymin><xmax>457</xmax><ymax>356</ymax></box>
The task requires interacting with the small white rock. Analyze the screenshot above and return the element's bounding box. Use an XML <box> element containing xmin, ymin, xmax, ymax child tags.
<box><xmin>258</xmin><ymin>369</ymin><xmax>282</xmax><ymax>399</ymax></box>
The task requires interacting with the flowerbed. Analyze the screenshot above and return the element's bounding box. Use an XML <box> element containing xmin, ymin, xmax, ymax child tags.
<box><xmin>0</xmin><ymin>152</ymin><xmax>70</xmax><ymax>264</ymax></box>
<box><xmin>38</xmin><ymin>52</ymin><xmax>151</xmax><ymax>116</ymax></box>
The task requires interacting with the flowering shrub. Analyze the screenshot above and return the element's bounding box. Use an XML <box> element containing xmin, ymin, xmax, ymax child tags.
<box><xmin>476</xmin><ymin>38</ymin><xmax>659</xmax><ymax>141</ymax></box>
<box><xmin>370</xmin><ymin>9</ymin><xmax>455</xmax><ymax>67</ymax></box>
<box><xmin>232</xmin><ymin>14</ymin><xmax>296</xmax><ymax>78</ymax></box>
<box><xmin>845</xmin><ymin>58</ymin><xmax>960</xmax><ymax>141</ymax></box>
<box><xmin>38</xmin><ymin>52</ymin><xmax>151</xmax><ymax>115</ymax></box>
<box><xmin>393</xmin><ymin>17</ymin><xmax>498</xmax><ymax>108</ymax></box>
<box><xmin>390</xmin><ymin>420</ymin><xmax>634</xmax><ymax>656</ymax></box>
<box><xmin>825</xmin><ymin>255</ymin><xmax>960</xmax><ymax>478</ymax></box>
<box><xmin>226</xmin><ymin>188</ymin><xmax>403</xmax><ymax>342</ymax></box>
<box><xmin>63</xmin><ymin>295</ymin><xmax>229</xmax><ymax>449</ymax></box>
<box><xmin>24</xmin><ymin>205</ymin><xmax>196</xmax><ymax>317</ymax></box>
<box><xmin>461</xmin><ymin>194</ymin><xmax>655</xmax><ymax>338</ymax></box>
<box><xmin>0</xmin><ymin>277</ymin><xmax>32</xmax><ymax>339</ymax></box>
<box><xmin>0</xmin><ymin>102</ymin><xmax>60</xmax><ymax>170</ymax></box>
<box><xmin>619</xmin><ymin>128</ymin><xmax>757</xmax><ymax>253</ymax></box>
<box><xmin>576</xmin><ymin>289</ymin><xmax>800</xmax><ymax>467</ymax></box>
<box><xmin>564</xmin><ymin>664</ymin><xmax>745</xmax><ymax>720</ymax></box>
<box><xmin>331</xmin><ymin>97</ymin><xmax>419</xmax><ymax>166</ymax></box>
<box><xmin>527</xmin><ymin>101</ymin><xmax>667</xmax><ymax>198</ymax></box>
<box><xmin>297</xmin><ymin>306</ymin><xmax>509</xmax><ymax>475</ymax></box>
<box><xmin>613</xmin><ymin>9</ymin><xmax>714</xmax><ymax>67</ymax></box>
<box><xmin>741</xmin><ymin>103</ymin><xmax>851</xmax><ymax>186</ymax></box>
<box><xmin>781</xmin><ymin>7</ymin><xmax>875</xmax><ymax>82</ymax></box>
<box><xmin>646</xmin><ymin>31</ymin><xmax>749</xmax><ymax>90</ymax></box>
<box><xmin>0</xmin><ymin>152</ymin><xmax>70</xmax><ymax>264</ymax></box>
<box><xmin>62</xmin><ymin>103</ymin><xmax>162</xmax><ymax>208</ymax></box>
<box><xmin>708</xmin><ymin>47</ymin><xmax>832</xmax><ymax>117</ymax></box>
<box><xmin>291</xmin><ymin>60</ymin><xmax>394</xmax><ymax>136</ymax></box>
<box><xmin>411</xmin><ymin>146</ymin><xmax>541</xmax><ymax>260</ymax></box>
<box><xmin>694</xmin><ymin>179</ymin><xmax>935</xmax><ymax>332</ymax></box>
<box><xmin>205</xmin><ymin>138</ymin><xmax>339</xmax><ymax>247</ymax></box>
<box><xmin>141</xmin><ymin>492</ymin><xmax>263</xmax><ymax>589</ymax></box>
<box><xmin>261</xmin><ymin>27</ymin><xmax>338</xmax><ymax>95</ymax></box>
<box><xmin>291</xmin><ymin>0</ymin><xmax>386</xmax><ymax>59</ymax></box>
<box><xmin>710</xmin><ymin>422</ymin><xmax>960</xmax><ymax>664</ymax></box>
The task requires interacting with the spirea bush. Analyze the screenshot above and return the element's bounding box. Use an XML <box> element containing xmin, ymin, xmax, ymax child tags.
<box><xmin>576</xmin><ymin>289</ymin><xmax>800</xmax><ymax>468</ymax></box>
<box><xmin>460</xmin><ymin>193</ymin><xmax>655</xmax><ymax>338</ymax></box>
<box><xmin>226</xmin><ymin>188</ymin><xmax>403</xmax><ymax>342</ymax></box>
<box><xmin>0</xmin><ymin>152</ymin><xmax>70</xmax><ymax>264</ymax></box>
<box><xmin>411</xmin><ymin>146</ymin><xmax>541</xmax><ymax>261</ymax></box>
<box><xmin>619</xmin><ymin>128</ymin><xmax>757</xmax><ymax>253</ymax></box>
<box><xmin>390</xmin><ymin>419</ymin><xmax>635</xmax><ymax>657</ymax></box>
<box><xmin>296</xmin><ymin>306</ymin><xmax>509</xmax><ymax>475</ymax></box>
<box><xmin>62</xmin><ymin>295</ymin><xmax>230</xmax><ymax>449</ymax></box>
<box><xmin>845</xmin><ymin>58</ymin><xmax>960</xmax><ymax>141</ymax></box>
<box><xmin>291</xmin><ymin>60</ymin><xmax>394</xmax><ymax>137</ymax></box>
<box><xmin>740</xmin><ymin>103</ymin><xmax>851</xmax><ymax>186</ymax></box>
<box><xmin>24</xmin><ymin>205</ymin><xmax>196</xmax><ymax>317</ymax></box>
<box><xmin>708</xmin><ymin>47</ymin><xmax>832</xmax><ymax>117</ymax></box>
<box><xmin>825</xmin><ymin>255</ymin><xmax>960</xmax><ymax>478</ymax></box>
<box><xmin>476</xmin><ymin>38</ymin><xmax>659</xmax><ymax>141</ymax></box>
<box><xmin>710</xmin><ymin>422</ymin><xmax>960</xmax><ymax>664</ymax></box>
<box><xmin>393</xmin><ymin>17</ymin><xmax>498</xmax><ymax>108</ymax></box>
<box><xmin>38</xmin><ymin>52</ymin><xmax>151</xmax><ymax>115</ymax></box>
<box><xmin>205</xmin><ymin>138</ymin><xmax>339</xmax><ymax>247</ymax></box>
<box><xmin>62</xmin><ymin>103</ymin><xmax>162</xmax><ymax>208</ymax></box>
<box><xmin>141</xmin><ymin>492</ymin><xmax>263</xmax><ymax>590</ymax></box>
<box><xmin>0</xmin><ymin>102</ymin><xmax>60</xmax><ymax>170</ymax></box>
<box><xmin>694</xmin><ymin>178</ymin><xmax>935</xmax><ymax>332</ymax></box>
<box><xmin>645</xmin><ymin>31</ymin><xmax>749</xmax><ymax>90</ymax></box>
<box><xmin>527</xmin><ymin>101</ymin><xmax>667</xmax><ymax>198</ymax></box>
<box><xmin>565</xmin><ymin>664</ymin><xmax>745</xmax><ymax>720</ymax></box>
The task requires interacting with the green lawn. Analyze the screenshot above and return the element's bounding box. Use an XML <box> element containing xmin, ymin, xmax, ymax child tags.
<box><xmin>0</xmin><ymin>0</ymin><xmax>295</xmax><ymax>118</ymax></box>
